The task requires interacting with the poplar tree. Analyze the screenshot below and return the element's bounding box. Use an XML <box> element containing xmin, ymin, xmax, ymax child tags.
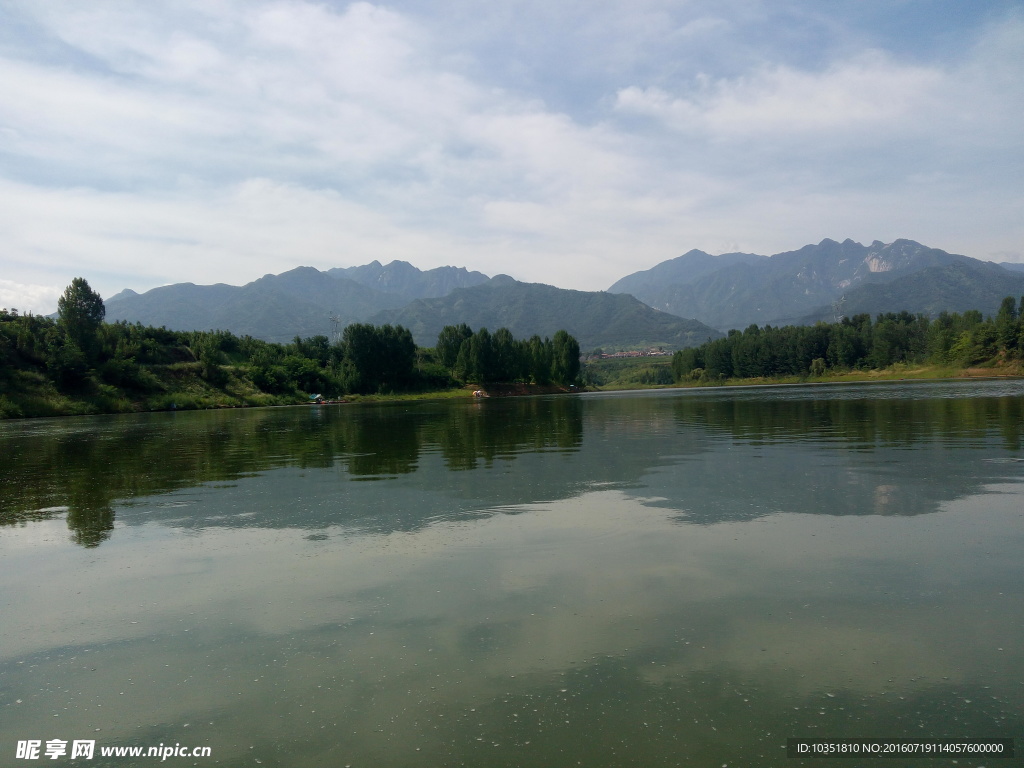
<box><xmin>57</xmin><ymin>278</ymin><xmax>105</xmax><ymax>357</ymax></box>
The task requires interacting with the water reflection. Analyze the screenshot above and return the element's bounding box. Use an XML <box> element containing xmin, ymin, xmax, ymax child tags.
<box><xmin>667</xmin><ymin>381</ymin><xmax>1024</xmax><ymax>449</ymax></box>
<box><xmin>0</xmin><ymin>397</ymin><xmax>585</xmax><ymax>544</ymax></box>
<box><xmin>1</xmin><ymin>489</ymin><xmax>1020</xmax><ymax>767</ymax></box>
<box><xmin>2</xmin><ymin>381</ymin><xmax>1023</xmax><ymax>767</ymax></box>
<box><xmin>2</xmin><ymin>381</ymin><xmax>1023</xmax><ymax>547</ymax></box>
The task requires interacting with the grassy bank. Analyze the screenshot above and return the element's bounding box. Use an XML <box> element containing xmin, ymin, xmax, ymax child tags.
<box><xmin>0</xmin><ymin>362</ymin><xmax>306</xmax><ymax>419</ymax></box>
<box><xmin>0</xmin><ymin>367</ymin><xmax>575</xmax><ymax>420</ymax></box>
<box><xmin>0</xmin><ymin>355</ymin><xmax>489</xmax><ymax>419</ymax></box>
<box><xmin>583</xmin><ymin>355</ymin><xmax>1024</xmax><ymax>392</ymax></box>
<box><xmin>677</xmin><ymin>361</ymin><xmax>1024</xmax><ymax>389</ymax></box>
<box><xmin>6</xmin><ymin>343</ymin><xmax>1021</xmax><ymax>421</ymax></box>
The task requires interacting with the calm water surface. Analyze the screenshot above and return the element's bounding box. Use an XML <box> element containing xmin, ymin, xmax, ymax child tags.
<box><xmin>2</xmin><ymin>380</ymin><xmax>1023</xmax><ymax>766</ymax></box>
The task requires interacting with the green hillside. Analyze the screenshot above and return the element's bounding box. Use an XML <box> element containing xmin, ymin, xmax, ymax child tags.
<box><xmin>105</xmin><ymin>267</ymin><xmax>406</xmax><ymax>343</ymax></box>
<box><xmin>803</xmin><ymin>262</ymin><xmax>1024</xmax><ymax>323</ymax></box>
<box><xmin>609</xmin><ymin>238</ymin><xmax>1008</xmax><ymax>331</ymax></box>
<box><xmin>327</xmin><ymin>260</ymin><xmax>491</xmax><ymax>300</ymax></box>
<box><xmin>369</xmin><ymin>277</ymin><xmax>722</xmax><ymax>350</ymax></box>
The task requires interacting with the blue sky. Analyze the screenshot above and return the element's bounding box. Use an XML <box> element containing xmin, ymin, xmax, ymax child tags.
<box><xmin>2</xmin><ymin>0</ymin><xmax>1022</xmax><ymax>313</ymax></box>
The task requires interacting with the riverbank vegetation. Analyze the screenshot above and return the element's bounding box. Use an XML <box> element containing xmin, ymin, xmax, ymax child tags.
<box><xmin>583</xmin><ymin>355</ymin><xmax>676</xmax><ymax>389</ymax></box>
<box><xmin>5</xmin><ymin>279</ymin><xmax>1023</xmax><ymax>418</ymax></box>
<box><xmin>0</xmin><ymin>280</ymin><xmax>582</xmax><ymax>419</ymax></box>
<box><xmin>577</xmin><ymin>299</ymin><xmax>1024</xmax><ymax>390</ymax></box>
<box><xmin>671</xmin><ymin>299</ymin><xmax>1024</xmax><ymax>385</ymax></box>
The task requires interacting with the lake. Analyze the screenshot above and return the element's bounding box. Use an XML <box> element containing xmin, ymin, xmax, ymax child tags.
<box><xmin>1</xmin><ymin>380</ymin><xmax>1022</xmax><ymax>766</ymax></box>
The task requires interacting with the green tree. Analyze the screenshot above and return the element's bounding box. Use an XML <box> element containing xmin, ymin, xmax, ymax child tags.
<box><xmin>342</xmin><ymin>323</ymin><xmax>416</xmax><ymax>393</ymax></box>
<box><xmin>377</xmin><ymin>324</ymin><xmax>416</xmax><ymax>390</ymax></box>
<box><xmin>703</xmin><ymin>338</ymin><xmax>733</xmax><ymax>379</ymax></box>
<box><xmin>200</xmin><ymin>345</ymin><xmax>229</xmax><ymax>386</ymax></box>
<box><xmin>995</xmin><ymin>296</ymin><xmax>1019</xmax><ymax>352</ymax></box>
<box><xmin>341</xmin><ymin>323</ymin><xmax>381</xmax><ymax>393</ymax></box>
<box><xmin>437</xmin><ymin>324</ymin><xmax>473</xmax><ymax>370</ymax></box>
<box><xmin>57</xmin><ymin>278</ymin><xmax>105</xmax><ymax>359</ymax></box>
<box><xmin>492</xmin><ymin>327</ymin><xmax>521</xmax><ymax>382</ymax></box>
<box><xmin>551</xmin><ymin>329</ymin><xmax>580</xmax><ymax>385</ymax></box>
<box><xmin>527</xmin><ymin>335</ymin><xmax>552</xmax><ymax>384</ymax></box>
<box><xmin>47</xmin><ymin>341</ymin><xmax>89</xmax><ymax>389</ymax></box>
<box><xmin>464</xmin><ymin>328</ymin><xmax>495</xmax><ymax>383</ymax></box>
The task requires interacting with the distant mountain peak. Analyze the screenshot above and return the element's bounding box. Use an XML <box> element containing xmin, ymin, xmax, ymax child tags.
<box><xmin>607</xmin><ymin>237</ymin><xmax>1000</xmax><ymax>331</ymax></box>
<box><xmin>276</xmin><ymin>266</ymin><xmax>322</xmax><ymax>278</ymax></box>
<box><xmin>106</xmin><ymin>288</ymin><xmax>138</xmax><ymax>302</ymax></box>
<box><xmin>327</xmin><ymin>260</ymin><xmax>491</xmax><ymax>302</ymax></box>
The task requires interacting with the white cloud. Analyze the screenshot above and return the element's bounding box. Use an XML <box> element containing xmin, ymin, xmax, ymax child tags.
<box><xmin>0</xmin><ymin>280</ymin><xmax>64</xmax><ymax>316</ymax></box>
<box><xmin>0</xmin><ymin>1</ymin><xmax>1022</xmax><ymax>312</ymax></box>
<box><xmin>0</xmin><ymin>176</ymin><xmax>457</xmax><ymax>291</ymax></box>
<box><xmin>615</xmin><ymin>51</ymin><xmax>945</xmax><ymax>139</ymax></box>
<box><xmin>614</xmin><ymin>14</ymin><xmax>1024</xmax><ymax>160</ymax></box>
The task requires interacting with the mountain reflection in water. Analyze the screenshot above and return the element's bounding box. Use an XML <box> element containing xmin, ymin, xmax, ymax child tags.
<box><xmin>1</xmin><ymin>380</ymin><xmax>1022</xmax><ymax>767</ymax></box>
<box><xmin>2</xmin><ymin>380</ymin><xmax>1022</xmax><ymax>546</ymax></box>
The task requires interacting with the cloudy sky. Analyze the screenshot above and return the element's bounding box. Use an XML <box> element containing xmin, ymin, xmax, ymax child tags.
<box><xmin>2</xmin><ymin>0</ymin><xmax>1022</xmax><ymax>313</ymax></box>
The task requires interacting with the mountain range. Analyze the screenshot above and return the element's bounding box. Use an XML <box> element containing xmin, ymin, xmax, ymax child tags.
<box><xmin>105</xmin><ymin>261</ymin><xmax>720</xmax><ymax>350</ymax></box>
<box><xmin>103</xmin><ymin>238</ymin><xmax>1024</xmax><ymax>350</ymax></box>
<box><xmin>608</xmin><ymin>238</ymin><xmax>1024</xmax><ymax>329</ymax></box>
<box><xmin>370</xmin><ymin>276</ymin><xmax>717</xmax><ymax>350</ymax></box>
<box><xmin>327</xmin><ymin>260</ymin><xmax>491</xmax><ymax>301</ymax></box>
<box><xmin>105</xmin><ymin>261</ymin><xmax>490</xmax><ymax>345</ymax></box>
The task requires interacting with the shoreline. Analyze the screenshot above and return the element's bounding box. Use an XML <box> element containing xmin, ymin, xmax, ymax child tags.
<box><xmin>3</xmin><ymin>365</ymin><xmax>1022</xmax><ymax>421</ymax></box>
<box><xmin>592</xmin><ymin>362</ymin><xmax>1024</xmax><ymax>393</ymax></box>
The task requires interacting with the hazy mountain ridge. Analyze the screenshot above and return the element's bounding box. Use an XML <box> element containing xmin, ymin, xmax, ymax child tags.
<box><xmin>327</xmin><ymin>260</ymin><xmax>491</xmax><ymax>301</ymax></box>
<box><xmin>610</xmin><ymin>238</ymin><xmax>1019</xmax><ymax>330</ymax></box>
<box><xmin>105</xmin><ymin>268</ymin><xmax>405</xmax><ymax>344</ymax></box>
<box><xmin>801</xmin><ymin>261</ymin><xmax>1024</xmax><ymax>323</ymax></box>
<box><xmin>104</xmin><ymin>261</ymin><xmax>719</xmax><ymax>349</ymax></box>
<box><xmin>101</xmin><ymin>239</ymin><xmax>1024</xmax><ymax>348</ymax></box>
<box><xmin>367</xmin><ymin>278</ymin><xmax>721</xmax><ymax>350</ymax></box>
<box><xmin>104</xmin><ymin>282</ymin><xmax>240</xmax><ymax>331</ymax></box>
<box><xmin>607</xmin><ymin>249</ymin><xmax>766</xmax><ymax>295</ymax></box>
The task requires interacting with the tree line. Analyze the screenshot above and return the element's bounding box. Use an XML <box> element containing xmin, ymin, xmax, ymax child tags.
<box><xmin>1</xmin><ymin>279</ymin><xmax>582</xmax><ymax>417</ymax></box>
<box><xmin>672</xmin><ymin>298</ymin><xmax>1024</xmax><ymax>382</ymax></box>
<box><xmin>435</xmin><ymin>324</ymin><xmax>580</xmax><ymax>386</ymax></box>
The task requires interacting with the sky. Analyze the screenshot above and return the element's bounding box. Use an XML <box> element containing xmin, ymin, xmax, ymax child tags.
<box><xmin>1</xmin><ymin>0</ymin><xmax>1023</xmax><ymax>314</ymax></box>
